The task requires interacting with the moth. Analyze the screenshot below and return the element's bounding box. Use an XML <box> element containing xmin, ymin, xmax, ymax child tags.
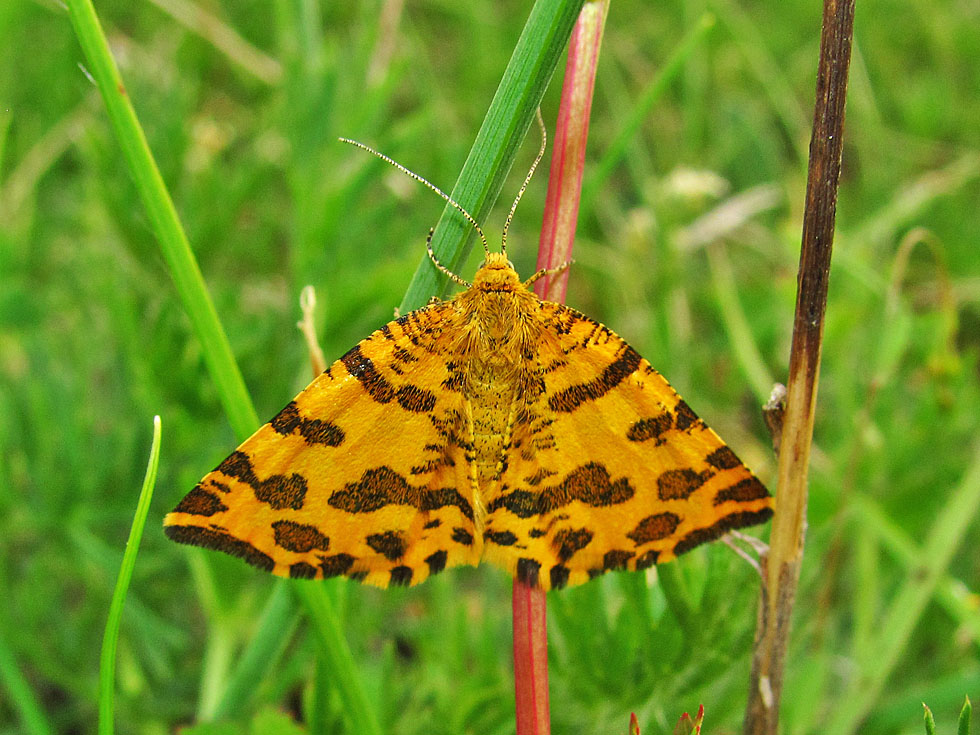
<box><xmin>165</xmin><ymin>124</ymin><xmax>773</xmax><ymax>591</ymax></box>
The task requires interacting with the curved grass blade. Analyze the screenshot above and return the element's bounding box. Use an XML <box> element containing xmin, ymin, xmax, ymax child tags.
<box><xmin>98</xmin><ymin>416</ymin><xmax>162</xmax><ymax>735</ymax></box>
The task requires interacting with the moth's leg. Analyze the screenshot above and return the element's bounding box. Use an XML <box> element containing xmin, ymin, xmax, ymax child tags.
<box><xmin>522</xmin><ymin>259</ymin><xmax>573</xmax><ymax>288</ymax></box>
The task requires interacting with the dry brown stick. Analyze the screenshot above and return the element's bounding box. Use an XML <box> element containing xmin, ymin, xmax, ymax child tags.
<box><xmin>742</xmin><ymin>0</ymin><xmax>855</xmax><ymax>732</ymax></box>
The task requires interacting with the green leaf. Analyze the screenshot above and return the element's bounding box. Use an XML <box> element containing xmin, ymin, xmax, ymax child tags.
<box><xmin>924</xmin><ymin>704</ymin><xmax>937</xmax><ymax>735</ymax></box>
<box><xmin>398</xmin><ymin>0</ymin><xmax>586</xmax><ymax>312</ymax></box>
<box><xmin>98</xmin><ymin>416</ymin><xmax>162</xmax><ymax>735</ymax></box>
<box><xmin>960</xmin><ymin>696</ymin><xmax>973</xmax><ymax>735</ymax></box>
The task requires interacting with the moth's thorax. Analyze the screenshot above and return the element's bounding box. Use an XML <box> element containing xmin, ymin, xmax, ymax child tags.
<box><xmin>456</xmin><ymin>253</ymin><xmax>542</xmax><ymax>500</ymax></box>
<box><xmin>464</xmin><ymin>253</ymin><xmax>539</xmax><ymax>348</ymax></box>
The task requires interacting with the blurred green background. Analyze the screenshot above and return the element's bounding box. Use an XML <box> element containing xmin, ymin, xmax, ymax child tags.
<box><xmin>1</xmin><ymin>0</ymin><xmax>978</xmax><ymax>733</ymax></box>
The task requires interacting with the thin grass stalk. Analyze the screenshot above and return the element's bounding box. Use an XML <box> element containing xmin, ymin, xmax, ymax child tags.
<box><xmin>0</xmin><ymin>631</ymin><xmax>54</xmax><ymax>735</ymax></box>
<box><xmin>62</xmin><ymin>3</ymin><xmax>381</xmax><ymax>726</ymax></box>
<box><xmin>825</xmin><ymin>447</ymin><xmax>980</xmax><ymax>735</ymax></box>
<box><xmin>579</xmin><ymin>12</ymin><xmax>714</xmax><ymax>212</ymax></box>
<box><xmin>742</xmin><ymin>0</ymin><xmax>855</xmax><ymax>732</ymax></box>
<box><xmin>514</xmin><ymin>4</ymin><xmax>608</xmax><ymax>735</ymax></box>
<box><xmin>65</xmin><ymin>0</ymin><xmax>259</xmax><ymax>439</ymax></box>
<box><xmin>399</xmin><ymin>0</ymin><xmax>587</xmax><ymax>312</ymax></box>
<box><xmin>99</xmin><ymin>417</ymin><xmax>162</xmax><ymax>735</ymax></box>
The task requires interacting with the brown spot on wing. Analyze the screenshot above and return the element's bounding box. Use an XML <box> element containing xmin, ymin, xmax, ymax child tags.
<box><xmin>705</xmin><ymin>446</ymin><xmax>741</xmax><ymax>469</ymax></box>
<box><xmin>289</xmin><ymin>562</ymin><xmax>318</xmax><ymax>579</ymax></box>
<box><xmin>714</xmin><ymin>477</ymin><xmax>770</xmax><ymax>505</ymax></box>
<box><xmin>516</xmin><ymin>558</ymin><xmax>541</xmax><ymax>587</ymax></box>
<box><xmin>272</xmin><ymin>520</ymin><xmax>330</xmax><ymax>553</ymax></box>
<box><xmin>319</xmin><ymin>553</ymin><xmax>356</xmax><ymax>578</ymax></box>
<box><xmin>673</xmin><ymin>400</ymin><xmax>703</xmax><ymax>431</ymax></box>
<box><xmin>173</xmin><ymin>486</ymin><xmax>227</xmax><ymax>516</ymax></box>
<box><xmin>490</xmin><ymin>463</ymin><xmax>635</xmax><ymax>519</ymax></box>
<box><xmin>328</xmin><ymin>466</ymin><xmax>474</xmax><ymax>520</ymax></box>
<box><xmin>627</xmin><ymin>512</ymin><xmax>681</xmax><ymax>545</ymax></box>
<box><xmin>657</xmin><ymin>468</ymin><xmax>711</xmax><ymax>501</ymax></box>
<box><xmin>626</xmin><ymin>412</ymin><xmax>673</xmax><ymax>443</ymax></box>
<box><xmin>551</xmin><ymin>527</ymin><xmax>593</xmax><ymax>562</ymax></box>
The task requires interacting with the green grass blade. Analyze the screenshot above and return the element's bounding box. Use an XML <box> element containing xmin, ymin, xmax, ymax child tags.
<box><xmin>398</xmin><ymin>0</ymin><xmax>587</xmax><ymax>313</ymax></box>
<box><xmin>960</xmin><ymin>696</ymin><xmax>973</xmax><ymax>735</ymax></box>
<box><xmin>211</xmin><ymin>581</ymin><xmax>300</xmax><ymax>719</ymax></box>
<box><xmin>923</xmin><ymin>704</ymin><xmax>937</xmax><ymax>735</ymax></box>
<box><xmin>580</xmin><ymin>12</ymin><xmax>715</xmax><ymax>211</ymax></box>
<box><xmin>827</xmin><ymin>445</ymin><xmax>980</xmax><ymax>735</ymax></box>
<box><xmin>64</xmin><ymin>0</ymin><xmax>258</xmax><ymax>439</ymax></box>
<box><xmin>0</xmin><ymin>630</ymin><xmax>54</xmax><ymax>735</ymax></box>
<box><xmin>98</xmin><ymin>416</ymin><xmax>162</xmax><ymax>735</ymax></box>
<box><xmin>293</xmin><ymin>583</ymin><xmax>382</xmax><ymax>735</ymax></box>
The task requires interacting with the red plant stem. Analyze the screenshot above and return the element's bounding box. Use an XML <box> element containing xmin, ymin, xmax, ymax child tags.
<box><xmin>512</xmin><ymin>582</ymin><xmax>550</xmax><ymax>735</ymax></box>
<box><xmin>535</xmin><ymin>0</ymin><xmax>609</xmax><ymax>301</ymax></box>
<box><xmin>512</xmin><ymin>5</ymin><xmax>609</xmax><ymax>735</ymax></box>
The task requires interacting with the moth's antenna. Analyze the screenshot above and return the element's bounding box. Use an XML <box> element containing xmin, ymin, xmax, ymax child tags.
<box><xmin>338</xmin><ymin>138</ymin><xmax>491</xmax><ymax>258</ymax></box>
<box><xmin>500</xmin><ymin>109</ymin><xmax>547</xmax><ymax>257</ymax></box>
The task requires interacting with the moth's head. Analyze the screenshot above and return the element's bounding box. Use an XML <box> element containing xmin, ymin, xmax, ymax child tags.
<box><xmin>473</xmin><ymin>252</ymin><xmax>520</xmax><ymax>291</ymax></box>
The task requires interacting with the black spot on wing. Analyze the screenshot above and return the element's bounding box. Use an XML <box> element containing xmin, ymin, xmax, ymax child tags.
<box><xmin>485</xmin><ymin>530</ymin><xmax>518</xmax><ymax>546</ymax></box>
<box><xmin>328</xmin><ymin>466</ymin><xmax>474</xmax><ymax>521</ymax></box>
<box><xmin>551</xmin><ymin>528</ymin><xmax>593</xmax><ymax>563</ymax></box>
<box><xmin>425</xmin><ymin>550</ymin><xmax>448</xmax><ymax>576</ymax></box>
<box><xmin>548</xmin><ymin>345</ymin><xmax>642</xmax><ymax>412</ymax></box>
<box><xmin>549</xmin><ymin>564</ymin><xmax>570</xmax><ymax>590</ymax></box>
<box><xmin>217</xmin><ymin>451</ymin><xmax>307</xmax><ymax>510</ymax></box>
<box><xmin>451</xmin><ymin>527</ymin><xmax>474</xmax><ymax>546</ymax></box>
<box><xmin>673</xmin><ymin>508</ymin><xmax>774</xmax><ymax>556</ymax></box>
<box><xmin>173</xmin><ymin>486</ymin><xmax>227</xmax><ymax>516</ymax></box>
<box><xmin>341</xmin><ymin>345</ymin><xmax>396</xmax><ymax>403</ymax></box>
<box><xmin>270</xmin><ymin>401</ymin><xmax>345</xmax><ymax>446</ymax></box>
<box><xmin>390</xmin><ymin>566</ymin><xmax>413</xmax><ymax>586</ymax></box>
<box><xmin>516</xmin><ymin>558</ymin><xmax>541</xmax><ymax>587</ymax></box>
<box><xmin>164</xmin><ymin>525</ymin><xmax>274</xmax><ymax>572</ymax></box>
<box><xmin>366</xmin><ymin>530</ymin><xmax>407</xmax><ymax>561</ymax></box>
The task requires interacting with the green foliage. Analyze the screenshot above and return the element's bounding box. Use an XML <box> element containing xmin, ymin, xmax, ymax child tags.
<box><xmin>1</xmin><ymin>1</ymin><xmax>978</xmax><ymax>734</ymax></box>
<box><xmin>924</xmin><ymin>697</ymin><xmax>972</xmax><ymax>735</ymax></box>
